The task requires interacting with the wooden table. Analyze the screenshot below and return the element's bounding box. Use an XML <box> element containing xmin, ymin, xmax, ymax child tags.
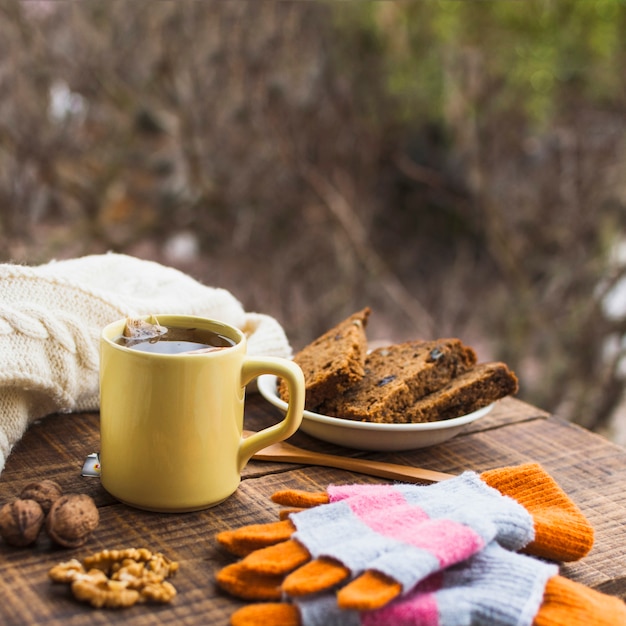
<box><xmin>2</xmin><ymin>392</ymin><xmax>626</xmax><ymax>624</ymax></box>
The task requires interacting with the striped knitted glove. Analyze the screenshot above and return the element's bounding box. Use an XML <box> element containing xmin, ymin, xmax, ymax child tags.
<box><xmin>232</xmin><ymin>543</ymin><xmax>558</xmax><ymax>626</ymax></box>
<box><xmin>218</xmin><ymin>470</ymin><xmax>535</xmax><ymax>605</ymax></box>
<box><xmin>216</xmin><ymin>464</ymin><xmax>594</xmax><ymax>609</ymax></box>
<box><xmin>229</xmin><ymin>544</ymin><xmax>626</xmax><ymax>626</ymax></box>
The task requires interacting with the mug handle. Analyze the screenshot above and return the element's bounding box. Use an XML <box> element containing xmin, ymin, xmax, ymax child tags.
<box><xmin>237</xmin><ymin>356</ymin><xmax>305</xmax><ymax>472</ymax></box>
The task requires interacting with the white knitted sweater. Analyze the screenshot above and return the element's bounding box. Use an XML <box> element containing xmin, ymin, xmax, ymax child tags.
<box><xmin>0</xmin><ymin>253</ymin><xmax>292</xmax><ymax>476</ymax></box>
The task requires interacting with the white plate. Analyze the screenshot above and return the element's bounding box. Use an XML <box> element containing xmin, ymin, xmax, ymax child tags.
<box><xmin>256</xmin><ymin>374</ymin><xmax>494</xmax><ymax>452</ymax></box>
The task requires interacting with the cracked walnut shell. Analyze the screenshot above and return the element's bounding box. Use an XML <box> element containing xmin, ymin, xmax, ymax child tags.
<box><xmin>45</xmin><ymin>494</ymin><xmax>99</xmax><ymax>548</ymax></box>
<box><xmin>0</xmin><ymin>499</ymin><xmax>45</xmax><ymax>546</ymax></box>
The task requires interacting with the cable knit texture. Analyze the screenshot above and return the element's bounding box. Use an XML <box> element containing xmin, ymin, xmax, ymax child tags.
<box><xmin>0</xmin><ymin>253</ymin><xmax>292</xmax><ymax>475</ymax></box>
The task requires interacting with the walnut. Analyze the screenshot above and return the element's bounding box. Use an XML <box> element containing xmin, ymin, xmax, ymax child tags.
<box><xmin>140</xmin><ymin>580</ymin><xmax>177</xmax><ymax>603</ymax></box>
<box><xmin>48</xmin><ymin>558</ymin><xmax>86</xmax><ymax>583</ymax></box>
<box><xmin>84</xmin><ymin>547</ymin><xmax>153</xmax><ymax>572</ymax></box>
<box><xmin>113</xmin><ymin>560</ymin><xmax>150</xmax><ymax>588</ymax></box>
<box><xmin>145</xmin><ymin>551</ymin><xmax>179</xmax><ymax>579</ymax></box>
<box><xmin>71</xmin><ymin>576</ymin><xmax>140</xmax><ymax>609</ymax></box>
<box><xmin>45</xmin><ymin>494</ymin><xmax>99</xmax><ymax>548</ymax></box>
<box><xmin>0</xmin><ymin>499</ymin><xmax>45</xmax><ymax>546</ymax></box>
<box><xmin>83</xmin><ymin>547</ymin><xmax>178</xmax><ymax>580</ymax></box>
<box><xmin>49</xmin><ymin>548</ymin><xmax>179</xmax><ymax>609</ymax></box>
<box><xmin>51</xmin><ymin>566</ymin><xmax>141</xmax><ymax>609</ymax></box>
<box><xmin>19</xmin><ymin>480</ymin><xmax>63</xmax><ymax>515</ymax></box>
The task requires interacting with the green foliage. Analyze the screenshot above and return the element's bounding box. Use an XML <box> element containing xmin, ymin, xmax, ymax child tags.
<box><xmin>332</xmin><ymin>0</ymin><xmax>626</xmax><ymax>126</ymax></box>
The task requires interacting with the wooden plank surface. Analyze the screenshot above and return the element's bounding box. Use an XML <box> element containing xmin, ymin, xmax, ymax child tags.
<box><xmin>0</xmin><ymin>393</ymin><xmax>625</xmax><ymax>625</ymax></box>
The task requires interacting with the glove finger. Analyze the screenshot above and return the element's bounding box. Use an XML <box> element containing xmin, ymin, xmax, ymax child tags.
<box><xmin>215</xmin><ymin>561</ymin><xmax>283</xmax><ymax>601</ymax></box>
<box><xmin>231</xmin><ymin>603</ymin><xmax>301</xmax><ymax>626</ymax></box>
<box><xmin>337</xmin><ymin>570</ymin><xmax>402</xmax><ymax>611</ymax></box>
<box><xmin>271</xmin><ymin>489</ymin><xmax>330</xmax><ymax>508</ymax></box>
<box><xmin>217</xmin><ymin>519</ymin><xmax>296</xmax><ymax>556</ymax></box>
<box><xmin>241</xmin><ymin>538</ymin><xmax>310</xmax><ymax>575</ymax></box>
<box><xmin>534</xmin><ymin>575</ymin><xmax>626</xmax><ymax>626</ymax></box>
<box><xmin>480</xmin><ymin>463</ymin><xmax>594</xmax><ymax>562</ymax></box>
<box><xmin>282</xmin><ymin>557</ymin><xmax>349</xmax><ymax>596</ymax></box>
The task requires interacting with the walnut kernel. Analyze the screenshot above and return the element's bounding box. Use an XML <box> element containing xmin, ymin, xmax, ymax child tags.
<box><xmin>71</xmin><ymin>576</ymin><xmax>140</xmax><ymax>609</ymax></box>
<box><xmin>140</xmin><ymin>580</ymin><xmax>177</xmax><ymax>603</ymax></box>
<box><xmin>49</xmin><ymin>549</ymin><xmax>179</xmax><ymax>609</ymax></box>
<box><xmin>46</xmin><ymin>493</ymin><xmax>99</xmax><ymax>548</ymax></box>
<box><xmin>0</xmin><ymin>499</ymin><xmax>45</xmax><ymax>546</ymax></box>
<box><xmin>20</xmin><ymin>480</ymin><xmax>63</xmax><ymax>515</ymax></box>
<box><xmin>48</xmin><ymin>558</ymin><xmax>86</xmax><ymax>583</ymax></box>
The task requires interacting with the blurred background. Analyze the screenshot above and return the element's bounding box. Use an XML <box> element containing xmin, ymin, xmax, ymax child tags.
<box><xmin>2</xmin><ymin>0</ymin><xmax>626</xmax><ymax>442</ymax></box>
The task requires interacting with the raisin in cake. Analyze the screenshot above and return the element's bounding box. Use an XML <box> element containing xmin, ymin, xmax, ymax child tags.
<box><xmin>278</xmin><ymin>307</ymin><xmax>370</xmax><ymax>411</ymax></box>
<box><xmin>403</xmin><ymin>362</ymin><xmax>519</xmax><ymax>423</ymax></box>
<box><xmin>321</xmin><ymin>338</ymin><xmax>477</xmax><ymax>423</ymax></box>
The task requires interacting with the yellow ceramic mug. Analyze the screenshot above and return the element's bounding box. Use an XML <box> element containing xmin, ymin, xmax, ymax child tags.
<box><xmin>99</xmin><ymin>314</ymin><xmax>304</xmax><ymax>512</ymax></box>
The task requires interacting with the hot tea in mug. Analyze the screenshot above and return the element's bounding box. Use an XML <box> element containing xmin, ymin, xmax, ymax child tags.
<box><xmin>100</xmin><ymin>314</ymin><xmax>305</xmax><ymax>512</ymax></box>
<box><xmin>116</xmin><ymin>323</ymin><xmax>237</xmax><ymax>354</ymax></box>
